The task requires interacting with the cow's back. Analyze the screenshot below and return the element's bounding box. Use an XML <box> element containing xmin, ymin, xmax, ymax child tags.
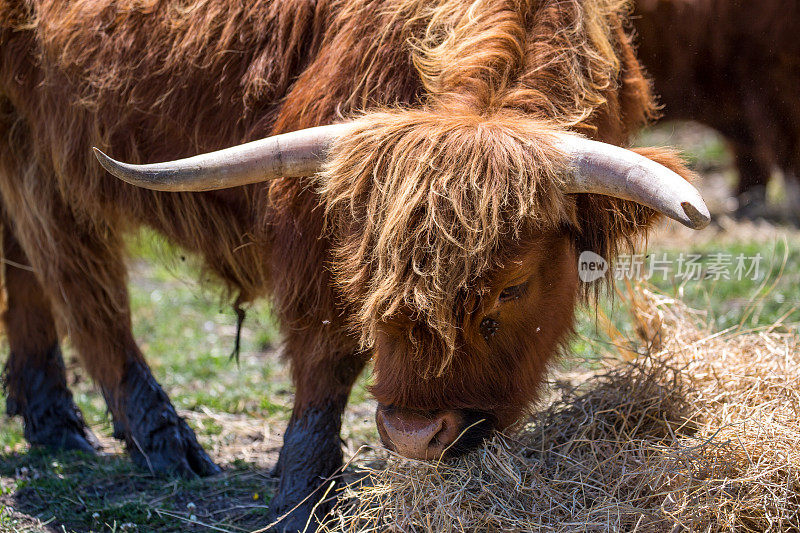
<box><xmin>0</xmin><ymin>0</ymin><xmax>337</xmax><ymax>298</ymax></box>
<box><xmin>0</xmin><ymin>0</ymin><xmax>329</xmax><ymax>171</ymax></box>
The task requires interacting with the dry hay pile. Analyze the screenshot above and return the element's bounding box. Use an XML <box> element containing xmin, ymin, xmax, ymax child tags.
<box><xmin>322</xmin><ymin>289</ymin><xmax>800</xmax><ymax>532</ymax></box>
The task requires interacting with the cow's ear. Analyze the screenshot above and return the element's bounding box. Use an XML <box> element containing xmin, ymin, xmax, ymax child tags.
<box><xmin>571</xmin><ymin>146</ymin><xmax>698</xmax><ymax>279</ymax></box>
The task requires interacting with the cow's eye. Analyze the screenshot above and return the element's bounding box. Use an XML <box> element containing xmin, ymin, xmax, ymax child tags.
<box><xmin>499</xmin><ymin>282</ymin><xmax>527</xmax><ymax>303</ymax></box>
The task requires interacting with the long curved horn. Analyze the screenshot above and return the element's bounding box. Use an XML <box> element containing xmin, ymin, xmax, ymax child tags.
<box><xmin>92</xmin><ymin>123</ymin><xmax>354</xmax><ymax>192</ymax></box>
<box><xmin>94</xmin><ymin>124</ymin><xmax>709</xmax><ymax>230</ymax></box>
<box><xmin>554</xmin><ymin>134</ymin><xmax>710</xmax><ymax>229</ymax></box>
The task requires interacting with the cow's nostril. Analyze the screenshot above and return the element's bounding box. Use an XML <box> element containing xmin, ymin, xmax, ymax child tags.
<box><xmin>376</xmin><ymin>408</ymin><xmax>465</xmax><ymax>460</ymax></box>
<box><xmin>431</xmin><ymin>411</ymin><xmax>461</xmax><ymax>452</ymax></box>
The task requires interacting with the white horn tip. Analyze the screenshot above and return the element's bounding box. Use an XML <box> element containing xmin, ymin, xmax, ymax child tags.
<box><xmin>93</xmin><ymin>147</ymin><xmax>169</xmax><ymax>190</ymax></box>
<box><xmin>93</xmin><ymin>147</ymin><xmax>119</xmax><ymax>176</ymax></box>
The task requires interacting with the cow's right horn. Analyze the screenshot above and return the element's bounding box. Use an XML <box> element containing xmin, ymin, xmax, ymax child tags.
<box><xmin>93</xmin><ymin>123</ymin><xmax>354</xmax><ymax>192</ymax></box>
<box><xmin>554</xmin><ymin>134</ymin><xmax>711</xmax><ymax>230</ymax></box>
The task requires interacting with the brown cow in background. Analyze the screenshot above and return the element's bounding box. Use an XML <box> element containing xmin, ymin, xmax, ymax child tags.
<box><xmin>1</xmin><ymin>0</ymin><xmax>708</xmax><ymax>530</ymax></box>
<box><xmin>634</xmin><ymin>0</ymin><xmax>800</xmax><ymax>210</ymax></box>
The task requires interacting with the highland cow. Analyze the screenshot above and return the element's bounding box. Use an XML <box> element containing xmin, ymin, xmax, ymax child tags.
<box><xmin>634</xmin><ymin>0</ymin><xmax>800</xmax><ymax>208</ymax></box>
<box><xmin>0</xmin><ymin>0</ymin><xmax>708</xmax><ymax>530</ymax></box>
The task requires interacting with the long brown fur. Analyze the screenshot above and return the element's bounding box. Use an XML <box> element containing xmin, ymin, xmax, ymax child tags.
<box><xmin>322</xmin><ymin>110</ymin><xmax>570</xmax><ymax>374</ymax></box>
<box><xmin>0</xmin><ymin>0</ymin><xmax>693</xmax><ymax>421</ymax></box>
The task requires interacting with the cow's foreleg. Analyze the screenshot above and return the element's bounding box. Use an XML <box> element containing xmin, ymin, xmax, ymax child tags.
<box><xmin>268</xmin><ymin>342</ymin><xmax>368</xmax><ymax>532</ymax></box>
<box><xmin>62</xmin><ymin>239</ymin><xmax>220</xmax><ymax>477</ymax></box>
<box><xmin>2</xmin><ymin>224</ymin><xmax>100</xmax><ymax>453</ymax></box>
<box><xmin>58</xmin><ymin>246</ymin><xmax>219</xmax><ymax>477</ymax></box>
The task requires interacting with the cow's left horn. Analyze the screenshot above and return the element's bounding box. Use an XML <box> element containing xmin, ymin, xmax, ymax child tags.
<box><xmin>554</xmin><ymin>134</ymin><xmax>710</xmax><ymax>229</ymax></box>
<box><xmin>93</xmin><ymin>123</ymin><xmax>354</xmax><ymax>192</ymax></box>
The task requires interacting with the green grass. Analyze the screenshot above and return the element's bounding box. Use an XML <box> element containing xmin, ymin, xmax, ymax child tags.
<box><xmin>649</xmin><ymin>240</ymin><xmax>798</xmax><ymax>329</ymax></box>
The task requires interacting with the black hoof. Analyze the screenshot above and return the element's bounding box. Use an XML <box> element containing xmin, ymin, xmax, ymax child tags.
<box><xmin>110</xmin><ymin>360</ymin><xmax>220</xmax><ymax>477</ymax></box>
<box><xmin>4</xmin><ymin>346</ymin><xmax>101</xmax><ymax>455</ymax></box>
<box><xmin>12</xmin><ymin>397</ymin><xmax>101</xmax><ymax>455</ymax></box>
<box><xmin>40</xmin><ymin>423</ymin><xmax>101</xmax><ymax>455</ymax></box>
<box><xmin>127</xmin><ymin>415</ymin><xmax>221</xmax><ymax>478</ymax></box>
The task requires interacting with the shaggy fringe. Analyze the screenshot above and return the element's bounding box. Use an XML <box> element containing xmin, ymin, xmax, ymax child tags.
<box><xmin>322</xmin><ymin>110</ymin><xmax>572</xmax><ymax>373</ymax></box>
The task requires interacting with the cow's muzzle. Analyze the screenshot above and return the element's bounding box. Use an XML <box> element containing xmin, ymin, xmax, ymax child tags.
<box><xmin>375</xmin><ymin>404</ymin><xmax>494</xmax><ymax>460</ymax></box>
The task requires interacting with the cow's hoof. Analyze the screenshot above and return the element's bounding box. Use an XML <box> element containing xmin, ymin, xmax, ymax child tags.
<box><xmin>113</xmin><ymin>360</ymin><xmax>221</xmax><ymax>477</ymax></box>
<box><xmin>18</xmin><ymin>400</ymin><xmax>101</xmax><ymax>455</ymax></box>
<box><xmin>129</xmin><ymin>421</ymin><xmax>221</xmax><ymax>478</ymax></box>
<box><xmin>39</xmin><ymin>424</ymin><xmax>101</xmax><ymax>455</ymax></box>
<box><xmin>5</xmin><ymin>348</ymin><xmax>101</xmax><ymax>455</ymax></box>
<box><xmin>125</xmin><ymin>414</ymin><xmax>221</xmax><ymax>478</ymax></box>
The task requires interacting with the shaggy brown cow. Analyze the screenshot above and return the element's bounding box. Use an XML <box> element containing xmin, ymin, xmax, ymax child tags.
<box><xmin>0</xmin><ymin>0</ymin><xmax>708</xmax><ymax>530</ymax></box>
<box><xmin>634</xmin><ymin>0</ymin><xmax>800</xmax><ymax>208</ymax></box>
